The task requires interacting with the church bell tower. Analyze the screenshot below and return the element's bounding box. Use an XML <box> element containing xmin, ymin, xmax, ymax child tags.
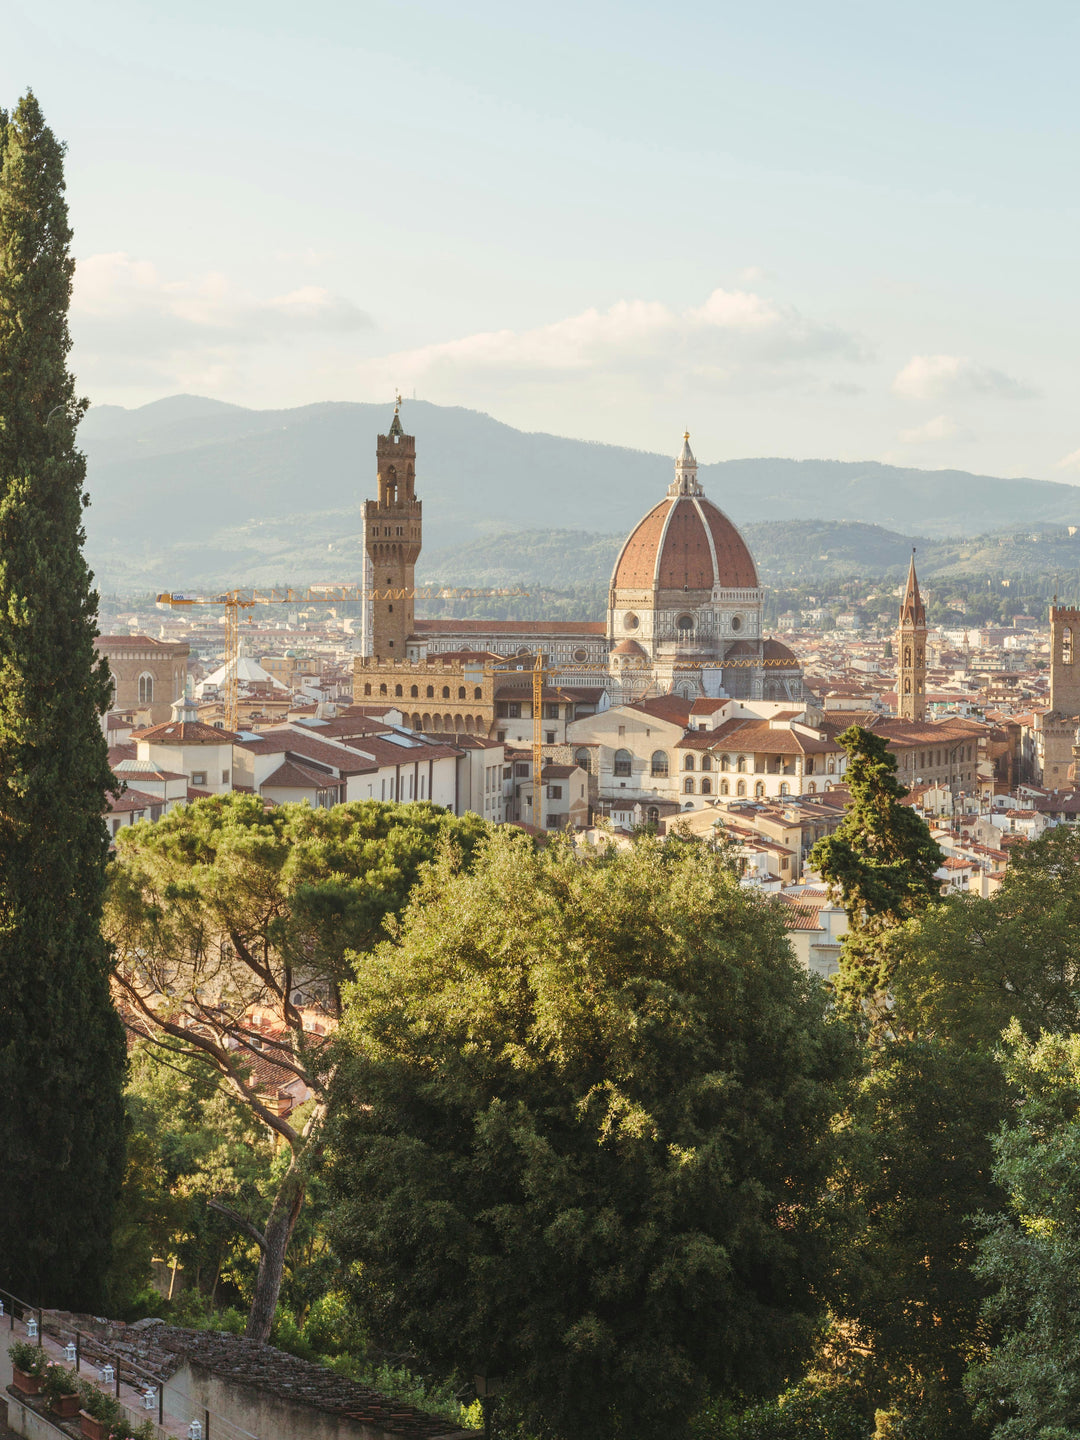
<box><xmin>897</xmin><ymin>550</ymin><xmax>927</xmax><ymax>722</ymax></box>
<box><xmin>362</xmin><ymin>400</ymin><xmax>421</xmax><ymax>659</ymax></box>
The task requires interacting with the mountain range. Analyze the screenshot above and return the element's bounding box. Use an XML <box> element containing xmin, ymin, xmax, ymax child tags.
<box><xmin>78</xmin><ymin>395</ymin><xmax>1080</xmax><ymax>593</ymax></box>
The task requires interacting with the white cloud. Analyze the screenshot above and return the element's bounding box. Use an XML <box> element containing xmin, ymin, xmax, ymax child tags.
<box><xmin>71</xmin><ymin>253</ymin><xmax>370</xmax><ymax>386</ymax></box>
<box><xmin>1056</xmin><ymin>447</ymin><xmax>1080</xmax><ymax>473</ymax></box>
<box><xmin>892</xmin><ymin>353</ymin><xmax>1035</xmax><ymax>402</ymax></box>
<box><xmin>351</xmin><ymin>288</ymin><xmax>866</xmax><ymax>397</ymax></box>
<box><xmin>899</xmin><ymin>414</ymin><xmax>972</xmax><ymax>444</ymax></box>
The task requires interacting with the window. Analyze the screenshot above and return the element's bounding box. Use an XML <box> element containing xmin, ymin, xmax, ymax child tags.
<box><xmin>547</xmin><ymin>785</ymin><xmax>563</xmax><ymax>800</ymax></box>
<box><xmin>736</xmin><ymin>755</ymin><xmax>747</xmax><ymax>772</ymax></box>
<box><xmin>497</xmin><ymin>730</ymin><xmax>506</xmax><ymax>742</ymax></box>
<box><xmin>426</xmin><ymin>685</ymin><xmax>435</xmax><ymax>698</ymax></box>
<box><xmin>458</xmin><ymin>687</ymin><xmax>466</xmax><ymax>700</ymax></box>
<box><xmin>192</xmin><ymin>771</ymin><xmax>207</xmax><ymax>787</ymax></box>
<box><xmin>410</xmin><ymin>685</ymin><xmax>419</xmax><ymax>698</ymax></box>
<box><xmin>684</xmin><ymin>755</ymin><xmax>695</xmax><ymax>771</ymax></box>
<box><xmin>395</xmin><ymin>684</ymin><xmax>403</xmax><ymax>697</ymax></box>
<box><xmin>364</xmin><ymin>683</ymin><xmax>371</xmax><ymax>696</ymax></box>
<box><xmin>614</xmin><ymin>749</ymin><xmax>632</xmax><ymax>777</ymax></box>
<box><xmin>623</xmin><ymin>613</ymin><xmax>639</xmax><ymax>630</ymax></box>
<box><xmin>474</xmin><ymin>687</ymin><xmax>483</xmax><ymax>700</ymax></box>
<box><xmin>543</xmin><ymin>703</ymin><xmax>559</xmax><ymax>720</ymax></box>
<box><xmin>720</xmin><ymin>780</ymin><xmax>729</xmax><ymax>795</ymax></box>
<box><xmin>222</xmin><ymin>770</ymin><xmax>229</xmax><ymax>785</ymax></box>
<box><xmin>650</xmin><ymin>751</ymin><xmax>668</xmax><ymax>777</ymax></box>
<box><xmin>575</xmin><ymin>748</ymin><xmax>591</xmax><ymax>773</ymax></box>
<box><xmin>779</xmin><ymin>783</ymin><xmax>790</xmax><ymax>797</ymax></box>
<box><xmin>684</xmin><ymin>777</ymin><xmax>695</xmax><ymax>794</ymax></box>
<box><xmin>736</xmin><ymin>780</ymin><xmax>746</xmax><ymax>797</ymax></box>
<box><xmin>676</xmin><ymin>614</ymin><xmax>694</xmax><ymax>632</ymax></box>
<box><xmin>730</xmin><ymin>615</ymin><xmax>743</xmax><ymax>632</ymax></box>
<box><xmin>515</xmin><ymin>762</ymin><xmax>530</xmax><ymax>777</ymax></box>
<box><xmin>508</xmin><ymin>701</ymin><xmax>521</xmax><ymax>718</ymax></box>
<box><xmin>720</xmin><ymin>754</ymin><xmax>730</xmax><ymax>771</ymax></box>
<box><xmin>754</xmin><ymin>781</ymin><xmax>765</xmax><ymax>798</ymax></box>
<box><xmin>442</xmin><ymin>686</ymin><xmax>451</xmax><ymax>699</ymax></box>
<box><xmin>807</xmin><ymin>781</ymin><xmax>817</xmax><ymax>794</ymax></box>
<box><xmin>700</xmin><ymin>754</ymin><xmax>712</xmax><ymax>771</ymax></box>
<box><xmin>137</xmin><ymin>673</ymin><xmax>154</xmax><ymax>704</ymax></box>
<box><xmin>1066</xmin><ymin>627</ymin><xmax>1074</xmax><ymax>665</ymax></box>
<box><xmin>379</xmin><ymin>683</ymin><xmax>387</xmax><ymax>695</ymax></box>
<box><xmin>701</xmin><ymin>778</ymin><xmax>712</xmax><ymax>795</ymax></box>
<box><xmin>546</xmin><ymin>731</ymin><xmax>556</xmax><ymax>744</ymax></box>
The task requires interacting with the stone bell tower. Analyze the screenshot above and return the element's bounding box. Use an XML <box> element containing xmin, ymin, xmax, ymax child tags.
<box><xmin>362</xmin><ymin>400</ymin><xmax>421</xmax><ymax>659</ymax></box>
<box><xmin>897</xmin><ymin>550</ymin><xmax>927</xmax><ymax>722</ymax></box>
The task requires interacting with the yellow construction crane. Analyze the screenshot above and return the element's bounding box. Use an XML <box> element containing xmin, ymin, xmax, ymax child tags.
<box><xmin>156</xmin><ymin>585</ymin><xmax>530</xmax><ymax>732</ymax></box>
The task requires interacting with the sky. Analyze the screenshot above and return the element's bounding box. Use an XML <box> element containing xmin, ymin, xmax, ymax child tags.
<box><xmin>4</xmin><ymin>0</ymin><xmax>1080</xmax><ymax>479</ymax></box>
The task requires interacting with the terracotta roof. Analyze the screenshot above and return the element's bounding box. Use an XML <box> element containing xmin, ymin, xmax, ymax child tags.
<box><xmin>108</xmin><ymin>743</ymin><xmax>137</xmax><ymax>767</ymax></box>
<box><xmin>611</xmin><ymin>638</ymin><xmax>648</xmax><ymax>657</ymax></box>
<box><xmin>236</xmin><ymin>730</ymin><xmax>372</xmax><ymax>774</ymax></box>
<box><xmin>623</xmin><ymin>695</ymin><xmax>694</xmax><ymax>724</ymax></box>
<box><xmin>611</xmin><ymin>494</ymin><xmax>758</xmax><ymax>591</ymax></box>
<box><xmin>261</xmin><ymin>759</ymin><xmax>340</xmax><ymax>791</ymax></box>
<box><xmin>133</xmin><ymin>720</ymin><xmax>239</xmax><ymax>744</ymax></box>
<box><xmin>107</xmin><ymin>787</ymin><xmax>163</xmax><ymax>815</ymax></box>
<box><xmin>696</xmin><ymin>719</ymin><xmax>840</xmax><ymax>755</ymax></box>
<box><xmin>414</xmin><ymin>618</ymin><xmax>605</xmax><ymax>636</ymax></box>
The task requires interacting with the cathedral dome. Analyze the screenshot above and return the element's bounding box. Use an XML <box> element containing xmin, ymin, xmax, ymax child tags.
<box><xmin>611</xmin><ymin>493</ymin><xmax>758</xmax><ymax>592</ymax></box>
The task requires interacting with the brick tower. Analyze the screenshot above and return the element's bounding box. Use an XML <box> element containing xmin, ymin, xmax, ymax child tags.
<box><xmin>362</xmin><ymin>401</ymin><xmax>421</xmax><ymax>659</ymax></box>
<box><xmin>897</xmin><ymin>550</ymin><xmax>927</xmax><ymax>722</ymax></box>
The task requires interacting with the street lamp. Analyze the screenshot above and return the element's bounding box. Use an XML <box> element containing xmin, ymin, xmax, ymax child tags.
<box><xmin>474</xmin><ymin>1368</ymin><xmax>505</xmax><ymax>1440</ymax></box>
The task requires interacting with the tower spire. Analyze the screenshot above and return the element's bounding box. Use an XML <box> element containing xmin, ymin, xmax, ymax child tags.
<box><xmin>900</xmin><ymin>548</ymin><xmax>926</xmax><ymax>627</ymax></box>
<box><xmin>668</xmin><ymin>430</ymin><xmax>702</xmax><ymax>497</ymax></box>
<box><xmin>897</xmin><ymin>548</ymin><xmax>928</xmax><ymax>722</ymax></box>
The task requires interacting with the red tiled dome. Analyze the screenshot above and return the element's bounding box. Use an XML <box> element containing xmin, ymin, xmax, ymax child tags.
<box><xmin>611</xmin><ymin>495</ymin><xmax>758</xmax><ymax>591</ymax></box>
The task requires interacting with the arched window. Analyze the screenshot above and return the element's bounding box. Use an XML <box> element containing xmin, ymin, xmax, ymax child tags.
<box><xmin>363</xmin><ymin>682</ymin><xmax>372</xmax><ymax>696</ymax></box>
<box><xmin>904</xmin><ymin>678</ymin><xmax>912</xmax><ymax>693</ymax></box>
<box><xmin>647</xmin><ymin>806</ymin><xmax>659</xmax><ymax>825</ymax></box>
<box><xmin>442</xmin><ymin>686</ymin><xmax>450</xmax><ymax>699</ymax></box>
<box><xmin>458</xmin><ymin>686</ymin><xmax>466</xmax><ymax>700</ymax></box>
<box><xmin>379</xmin><ymin>683</ymin><xmax>387</xmax><ymax>695</ymax></box>
<box><xmin>779</xmin><ymin>782</ymin><xmax>790</xmax><ymax>797</ymax></box>
<box><xmin>474</xmin><ymin>687</ymin><xmax>483</xmax><ymax>700</ymax></box>
<box><xmin>904</xmin><ymin>647</ymin><xmax>911</xmax><ymax>667</ymax></box>
<box><xmin>650</xmin><ymin>751</ymin><xmax>669</xmax><ymax>777</ymax></box>
<box><xmin>736</xmin><ymin>755</ymin><xmax>747</xmax><ymax>772</ymax></box>
<box><xmin>683</xmin><ymin>777</ymin><xmax>695</xmax><ymax>794</ymax></box>
<box><xmin>614</xmin><ymin>749</ymin><xmax>632</xmax><ymax>777</ymax></box>
<box><xmin>807</xmin><ymin>781</ymin><xmax>817</xmax><ymax>794</ymax></box>
<box><xmin>426</xmin><ymin>685</ymin><xmax>435</xmax><ymax>698</ymax></box>
<box><xmin>736</xmin><ymin>779</ymin><xmax>747</xmax><ymax>797</ymax></box>
<box><xmin>137</xmin><ymin>673</ymin><xmax>154</xmax><ymax>704</ymax></box>
<box><xmin>700</xmin><ymin>754</ymin><xmax>712</xmax><ymax>771</ymax></box>
<box><xmin>754</xmin><ymin>781</ymin><xmax>765</xmax><ymax>798</ymax></box>
<box><xmin>1066</xmin><ymin>627</ymin><xmax>1074</xmax><ymax>665</ymax></box>
<box><xmin>720</xmin><ymin>754</ymin><xmax>730</xmax><ymax>772</ymax></box>
<box><xmin>575</xmin><ymin>748</ymin><xmax>591</xmax><ymax>773</ymax></box>
<box><xmin>701</xmin><ymin>778</ymin><xmax>712</xmax><ymax>795</ymax></box>
<box><xmin>395</xmin><ymin>684</ymin><xmax>403</xmax><ymax>697</ymax></box>
<box><xmin>720</xmin><ymin>780</ymin><xmax>729</xmax><ymax>795</ymax></box>
<box><xmin>410</xmin><ymin>685</ymin><xmax>419</xmax><ymax>698</ymax></box>
<box><xmin>676</xmin><ymin>614</ymin><xmax>694</xmax><ymax>632</ymax></box>
<box><xmin>684</xmin><ymin>754</ymin><xmax>695</xmax><ymax>771</ymax></box>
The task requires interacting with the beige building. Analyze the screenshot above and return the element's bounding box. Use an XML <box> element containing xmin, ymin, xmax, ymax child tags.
<box><xmin>96</xmin><ymin>633</ymin><xmax>190</xmax><ymax>725</ymax></box>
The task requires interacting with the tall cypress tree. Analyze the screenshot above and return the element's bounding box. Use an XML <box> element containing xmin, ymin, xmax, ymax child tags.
<box><xmin>0</xmin><ymin>91</ymin><xmax>126</xmax><ymax>1307</ymax></box>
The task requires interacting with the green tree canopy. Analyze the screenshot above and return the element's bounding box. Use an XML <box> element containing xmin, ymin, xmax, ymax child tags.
<box><xmin>105</xmin><ymin>794</ymin><xmax>490</xmax><ymax>1340</ymax></box>
<box><xmin>325</xmin><ymin>832</ymin><xmax>856</xmax><ymax>1440</ymax></box>
<box><xmin>808</xmin><ymin>725</ymin><xmax>943</xmax><ymax>1004</ymax></box>
<box><xmin>965</xmin><ymin>1026</ymin><xmax>1080</xmax><ymax>1439</ymax></box>
<box><xmin>0</xmin><ymin>91</ymin><xmax>125</xmax><ymax>1307</ymax></box>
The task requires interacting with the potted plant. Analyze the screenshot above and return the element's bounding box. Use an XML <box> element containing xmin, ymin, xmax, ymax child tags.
<box><xmin>42</xmin><ymin>1363</ymin><xmax>82</xmax><ymax>1418</ymax></box>
<box><xmin>77</xmin><ymin>1378</ymin><xmax>123</xmax><ymax>1440</ymax></box>
<box><xmin>8</xmin><ymin>1339</ymin><xmax>44</xmax><ymax>1394</ymax></box>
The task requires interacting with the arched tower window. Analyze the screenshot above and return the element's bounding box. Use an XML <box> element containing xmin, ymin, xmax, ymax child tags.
<box><xmin>1065</xmin><ymin>627</ymin><xmax>1074</xmax><ymax>665</ymax></box>
<box><xmin>904</xmin><ymin>646</ymin><xmax>911</xmax><ymax>667</ymax></box>
<box><xmin>138</xmin><ymin>673</ymin><xmax>154</xmax><ymax>704</ymax></box>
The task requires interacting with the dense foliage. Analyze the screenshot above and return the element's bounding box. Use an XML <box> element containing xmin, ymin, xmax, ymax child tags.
<box><xmin>105</xmin><ymin>795</ymin><xmax>491</xmax><ymax>1339</ymax></box>
<box><xmin>326</xmin><ymin>831</ymin><xmax>856</xmax><ymax>1440</ymax></box>
<box><xmin>0</xmin><ymin>92</ymin><xmax>126</xmax><ymax>1307</ymax></box>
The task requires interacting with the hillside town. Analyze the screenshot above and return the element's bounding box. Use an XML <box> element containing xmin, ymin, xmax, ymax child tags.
<box><xmin>91</xmin><ymin>409</ymin><xmax>1080</xmax><ymax>989</ymax></box>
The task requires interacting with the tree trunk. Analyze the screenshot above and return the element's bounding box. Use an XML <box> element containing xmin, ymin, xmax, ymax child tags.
<box><xmin>245</xmin><ymin>1156</ymin><xmax>306</xmax><ymax>1342</ymax></box>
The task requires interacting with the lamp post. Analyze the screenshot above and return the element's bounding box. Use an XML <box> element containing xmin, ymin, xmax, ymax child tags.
<box><xmin>474</xmin><ymin>1368</ymin><xmax>505</xmax><ymax>1440</ymax></box>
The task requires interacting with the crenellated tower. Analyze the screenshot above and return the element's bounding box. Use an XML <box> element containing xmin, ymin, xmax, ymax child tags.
<box><xmin>362</xmin><ymin>401</ymin><xmax>421</xmax><ymax>659</ymax></box>
<box><xmin>896</xmin><ymin>550</ymin><xmax>927</xmax><ymax>722</ymax></box>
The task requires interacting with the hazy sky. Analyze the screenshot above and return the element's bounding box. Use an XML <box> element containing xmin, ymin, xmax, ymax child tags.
<box><xmin>5</xmin><ymin>0</ymin><xmax>1080</xmax><ymax>479</ymax></box>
